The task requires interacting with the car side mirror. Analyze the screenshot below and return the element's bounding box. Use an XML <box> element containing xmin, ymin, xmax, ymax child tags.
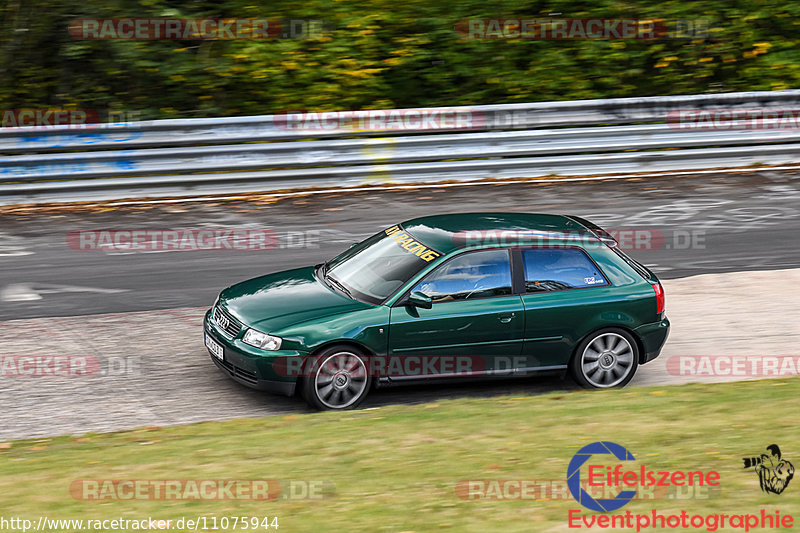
<box><xmin>407</xmin><ymin>291</ymin><xmax>432</xmax><ymax>309</ymax></box>
<box><xmin>349</xmin><ymin>243</ymin><xmax>357</xmax><ymax>249</ymax></box>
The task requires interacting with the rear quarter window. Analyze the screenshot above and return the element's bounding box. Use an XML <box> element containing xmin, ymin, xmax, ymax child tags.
<box><xmin>522</xmin><ymin>248</ymin><xmax>609</xmax><ymax>292</ymax></box>
<box><xmin>610</xmin><ymin>247</ymin><xmax>653</xmax><ymax>281</ymax></box>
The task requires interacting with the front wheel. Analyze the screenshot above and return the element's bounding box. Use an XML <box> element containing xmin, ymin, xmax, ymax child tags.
<box><xmin>570</xmin><ymin>328</ymin><xmax>639</xmax><ymax>389</ymax></box>
<box><xmin>301</xmin><ymin>346</ymin><xmax>372</xmax><ymax>410</ymax></box>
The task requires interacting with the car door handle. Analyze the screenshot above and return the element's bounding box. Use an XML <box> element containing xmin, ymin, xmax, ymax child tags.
<box><xmin>498</xmin><ymin>312</ymin><xmax>516</xmax><ymax>323</ymax></box>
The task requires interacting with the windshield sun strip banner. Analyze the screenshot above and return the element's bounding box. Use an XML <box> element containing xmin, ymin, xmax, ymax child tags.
<box><xmin>384</xmin><ymin>225</ymin><xmax>442</xmax><ymax>262</ymax></box>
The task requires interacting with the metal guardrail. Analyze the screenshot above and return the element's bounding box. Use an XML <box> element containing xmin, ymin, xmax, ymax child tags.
<box><xmin>3</xmin><ymin>90</ymin><xmax>800</xmax><ymax>203</ymax></box>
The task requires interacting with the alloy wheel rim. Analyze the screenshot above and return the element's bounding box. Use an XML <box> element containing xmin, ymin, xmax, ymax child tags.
<box><xmin>314</xmin><ymin>352</ymin><xmax>368</xmax><ymax>409</ymax></box>
<box><xmin>581</xmin><ymin>333</ymin><xmax>634</xmax><ymax>388</ymax></box>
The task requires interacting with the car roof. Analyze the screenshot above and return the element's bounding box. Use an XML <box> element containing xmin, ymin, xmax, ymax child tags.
<box><xmin>401</xmin><ymin>212</ymin><xmax>596</xmax><ymax>254</ymax></box>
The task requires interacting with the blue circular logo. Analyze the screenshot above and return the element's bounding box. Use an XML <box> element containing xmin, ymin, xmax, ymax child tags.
<box><xmin>567</xmin><ymin>441</ymin><xmax>637</xmax><ymax>512</ymax></box>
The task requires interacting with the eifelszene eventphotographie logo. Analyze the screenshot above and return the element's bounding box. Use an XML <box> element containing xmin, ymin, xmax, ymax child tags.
<box><xmin>567</xmin><ymin>441</ymin><xmax>638</xmax><ymax>512</ymax></box>
<box><xmin>564</xmin><ymin>441</ymin><xmax>796</xmax><ymax>531</ymax></box>
<box><xmin>743</xmin><ymin>444</ymin><xmax>794</xmax><ymax>495</ymax></box>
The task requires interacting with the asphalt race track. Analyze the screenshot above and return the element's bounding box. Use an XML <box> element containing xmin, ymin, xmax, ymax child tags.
<box><xmin>1</xmin><ymin>170</ymin><xmax>799</xmax><ymax>320</ymax></box>
<box><xmin>1</xmin><ymin>169</ymin><xmax>799</xmax><ymax>440</ymax></box>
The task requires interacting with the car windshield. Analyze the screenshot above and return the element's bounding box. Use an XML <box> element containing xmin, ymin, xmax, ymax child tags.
<box><xmin>323</xmin><ymin>225</ymin><xmax>442</xmax><ymax>305</ymax></box>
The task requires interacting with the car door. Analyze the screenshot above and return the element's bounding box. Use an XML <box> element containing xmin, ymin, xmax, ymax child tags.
<box><xmin>518</xmin><ymin>247</ymin><xmax>615</xmax><ymax>370</ymax></box>
<box><xmin>388</xmin><ymin>248</ymin><xmax>525</xmax><ymax>379</ymax></box>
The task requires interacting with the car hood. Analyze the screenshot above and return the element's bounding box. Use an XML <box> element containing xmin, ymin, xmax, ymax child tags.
<box><xmin>218</xmin><ymin>266</ymin><xmax>373</xmax><ymax>333</ymax></box>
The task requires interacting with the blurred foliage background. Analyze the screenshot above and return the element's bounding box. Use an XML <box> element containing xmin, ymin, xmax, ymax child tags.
<box><xmin>1</xmin><ymin>0</ymin><xmax>799</xmax><ymax>120</ymax></box>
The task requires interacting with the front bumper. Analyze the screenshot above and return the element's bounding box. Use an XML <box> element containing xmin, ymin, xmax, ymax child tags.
<box><xmin>204</xmin><ymin>309</ymin><xmax>307</xmax><ymax>396</ymax></box>
<box><xmin>634</xmin><ymin>316</ymin><xmax>670</xmax><ymax>364</ymax></box>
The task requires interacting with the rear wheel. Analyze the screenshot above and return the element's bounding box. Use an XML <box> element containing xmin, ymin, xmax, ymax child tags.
<box><xmin>570</xmin><ymin>328</ymin><xmax>639</xmax><ymax>388</ymax></box>
<box><xmin>301</xmin><ymin>345</ymin><xmax>371</xmax><ymax>410</ymax></box>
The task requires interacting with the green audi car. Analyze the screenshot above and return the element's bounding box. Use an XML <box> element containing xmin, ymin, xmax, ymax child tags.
<box><xmin>204</xmin><ymin>213</ymin><xmax>669</xmax><ymax>410</ymax></box>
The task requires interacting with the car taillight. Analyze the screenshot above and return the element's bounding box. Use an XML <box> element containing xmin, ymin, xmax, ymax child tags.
<box><xmin>651</xmin><ymin>282</ymin><xmax>665</xmax><ymax>314</ymax></box>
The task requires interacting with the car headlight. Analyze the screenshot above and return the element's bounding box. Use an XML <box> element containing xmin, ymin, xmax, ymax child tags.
<box><xmin>242</xmin><ymin>328</ymin><xmax>282</xmax><ymax>350</ymax></box>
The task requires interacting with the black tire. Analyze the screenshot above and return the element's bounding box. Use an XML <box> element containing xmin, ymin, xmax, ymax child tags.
<box><xmin>301</xmin><ymin>345</ymin><xmax>372</xmax><ymax>410</ymax></box>
<box><xmin>570</xmin><ymin>328</ymin><xmax>639</xmax><ymax>389</ymax></box>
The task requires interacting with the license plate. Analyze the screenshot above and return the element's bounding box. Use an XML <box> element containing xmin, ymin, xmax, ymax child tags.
<box><xmin>205</xmin><ymin>332</ymin><xmax>224</xmax><ymax>360</ymax></box>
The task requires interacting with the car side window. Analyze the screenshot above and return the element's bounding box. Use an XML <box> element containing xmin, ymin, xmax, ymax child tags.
<box><xmin>411</xmin><ymin>249</ymin><xmax>512</xmax><ymax>303</ymax></box>
<box><xmin>522</xmin><ymin>248</ymin><xmax>608</xmax><ymax>292</ymax></box>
